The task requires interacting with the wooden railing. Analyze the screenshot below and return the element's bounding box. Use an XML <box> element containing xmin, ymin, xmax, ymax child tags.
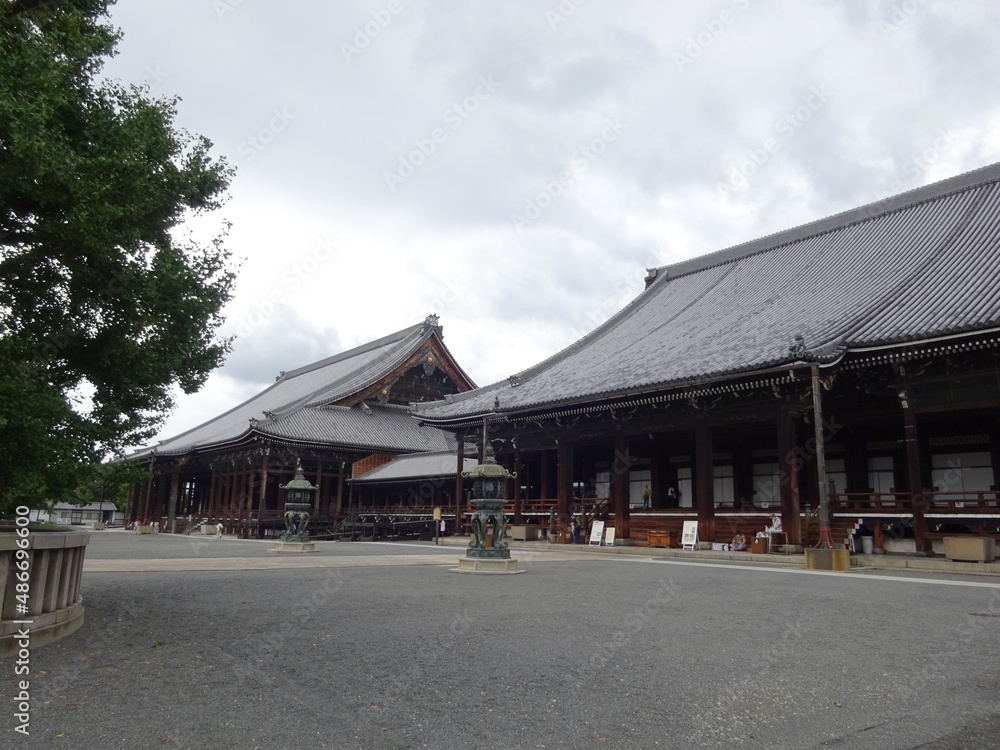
<box><xmin>922</xmin><ymin>491</ymin><xmax>1000</xmax><ymax>512</ymax></box>
<box><xmin>832</xmin><ymin>491</ymin><xmax>1000</xmax><ymax>513</ymax></box>
<box><xmin>831</xmin><ymin>492</ymin><xmax>910</xmax><ymax>511</ymax></box>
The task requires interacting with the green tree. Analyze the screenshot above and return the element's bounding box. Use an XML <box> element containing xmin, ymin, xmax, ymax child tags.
<box><xmin>0</xmin><ymin>1</ymin><xmax>236</xmax><ymax>516</ymax></box>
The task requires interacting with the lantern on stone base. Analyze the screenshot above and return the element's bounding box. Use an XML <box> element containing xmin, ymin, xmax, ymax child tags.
<box><xmin>272</xmin><ymin>459</ymin><xmax>317</xmax><ymax>553</ymax></box>
<box><xmin>453</xmin><ymin>442</ymin><xmax>524</xmax><ymax>574</ymax></box>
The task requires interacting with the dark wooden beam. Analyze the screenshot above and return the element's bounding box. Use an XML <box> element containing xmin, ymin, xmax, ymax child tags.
<box><xmin>777</xmin><ymin>404</ymin><xmax>802</xmax><ymax>545</ymax></box>
<box><xmin>612</xmin><ymin>432</ymin><xmax>631</xmax><ymax>540</ymax></box>
<box><xmin>901</xmin><ymin>391</ymin><xmax>931</xmax><ymax>554</ymax></box>
<box><xmin>695</xmin><ymin>416</ymin><xmax>715</xmax><ymax>543</ymax></box>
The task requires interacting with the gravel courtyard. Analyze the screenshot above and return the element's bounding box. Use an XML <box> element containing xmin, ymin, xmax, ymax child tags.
<box><xmin>5</xmin><ymin>532</ymin><xmax>1000</xmax><ymax>749</ymax></box>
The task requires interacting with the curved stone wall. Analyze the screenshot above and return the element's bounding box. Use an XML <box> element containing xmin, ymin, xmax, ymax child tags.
<box><xmin>1</xmin><ymin>529</ymin><xmax>90</xmax><ymax>657</ymax></box>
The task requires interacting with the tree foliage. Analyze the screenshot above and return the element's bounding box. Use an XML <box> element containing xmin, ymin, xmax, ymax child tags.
<box><xmin>0</xmin><ymin>1</ymin><xmax>236</xmax><ymax>515</ymax></box>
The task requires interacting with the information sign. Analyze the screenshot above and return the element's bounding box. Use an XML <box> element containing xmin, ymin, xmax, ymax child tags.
<box><xmin>681</xmin><ymin>520</ymin><xmax>699</xmax><ymax>550</ymax></box>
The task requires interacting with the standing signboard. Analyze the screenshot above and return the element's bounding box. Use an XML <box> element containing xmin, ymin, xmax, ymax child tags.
<box><xmin>589</xmin><ymin>520</ymin><xmax>605</xmax><ymax>545</ymax></box>
<box><xmin>681</xmin><ymin>520</ymin><xmax>699</xmax><ymax>550</ymax></box>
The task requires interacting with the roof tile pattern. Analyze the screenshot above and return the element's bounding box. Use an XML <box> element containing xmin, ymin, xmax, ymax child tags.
<box><xmin>416</xmin><ymin>164</ymin><xmax>1000</xmax><ymax>421</ymax></box>
<box><xmin>257</xmin><ymin>404</ymin><xmax>456</xmax><ymax>454</ymax></box>
<box><xmin>143</xmin><ymin>318</ymin><xmax>465</xmax><ymax>456</ymax></box>
<box><xmin>350</xmin><ymin>451</ymin><xmax>476</xmax><ymax>483</ymax></box>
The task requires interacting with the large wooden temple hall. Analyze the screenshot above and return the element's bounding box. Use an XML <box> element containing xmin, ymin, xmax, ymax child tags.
<box><xmin>132</xmin><ymin>163</ymin><xmax>1000</xmax><ymax>554</ymax></box>
<box><xmin>128</xmin><ymin>316</ymin><xmax>477</xmax><ymax>534</ymax></box>
<box><xmin>415</xmin><ymin>163</ymin><xmax>1000</xmax><ymax>555</ymax></box>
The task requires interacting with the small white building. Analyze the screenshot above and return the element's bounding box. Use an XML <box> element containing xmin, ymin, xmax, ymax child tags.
<box><xmin>43</xmin><ymin>502</ymin><xmax>125</xmax><ymax>527</ymax></box>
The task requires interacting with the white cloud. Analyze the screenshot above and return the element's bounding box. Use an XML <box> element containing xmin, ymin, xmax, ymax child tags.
<box><xmin>98</xmin><ymin>0</ymin><xmax>1000</xmax><ymax>444</ymax></box>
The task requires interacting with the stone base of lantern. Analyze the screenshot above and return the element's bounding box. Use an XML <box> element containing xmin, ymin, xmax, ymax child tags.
<box><xmin>270</xmin><ymin>540</ymin><xmax>316</xmax><ymax>553</ymax></box>
<box><xmin>451</xmin><ymin>557</ymin><xmax>524</xmax><ymax>574</ymax></box>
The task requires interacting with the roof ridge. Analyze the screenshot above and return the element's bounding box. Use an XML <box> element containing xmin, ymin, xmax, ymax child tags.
<box><xmin>138</xmin><ymin>319</ymin><xmax>440</xmax><ymax>455</ymax></box>
<box><xmin>658</xmin><ymin>161</ymin><xmax>1000</xmax><ymax>280</ymax></box>
<box><xmin>251</xmin><ymin>328</ymin><xmax>427</xmax><ymax>421</ymax></box>
<box><xmin>414</xmin><ymin>279</ymin><xmax>672</xmax><ymax>413</ymax></box>
<box><xmin>502</xmin><ymin>269</ymin><xmax>672</xmax><ymax>391</ymax></box>
<box><xmin>280</xmin><ymin>320</ymin><xmax>424</xmax><ymax>380</ymax></box>
<box><xmin>302</xmin><ymin>328</ymin><xmax>434</xmax><ymax>408</ymax></box>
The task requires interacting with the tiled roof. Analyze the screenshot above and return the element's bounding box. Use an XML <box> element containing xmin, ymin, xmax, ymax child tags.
<box><xmin>350</xmin><ymin>450</ymin><xmax>476</xmax><ymax>483</ymax></box>
<box><xmin>139</xmin><ymin>318</ymin><xmax>460</xmax><ymax>456</ymax></box>
<box><xmin>256</xmin><ymin>404</ymin><xmax>456</xmax><ymax>454</ymax></box>
<box><xmin>415</xmin><ymin>163</ymin><xmax>1000</xmax><ymax>423</ymax></box>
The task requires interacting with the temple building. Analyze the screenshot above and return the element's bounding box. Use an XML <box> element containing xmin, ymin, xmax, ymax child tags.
<box><xmin>414</xmin><ymin>163</ymin><xmax>1000</xmax><ymax>554</ymax></box>
<box><xmin>128</xmin><ymin>315</ymin><xmax>476</xmax><ymax>534</ymax></box>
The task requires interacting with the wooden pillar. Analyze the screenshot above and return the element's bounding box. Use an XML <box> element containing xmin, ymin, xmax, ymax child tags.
<box><xmin>225</xmin><ymin>467</ymin><xmax>236</xmax><ymax>519</ymax></box>
<box><xmin>556</xmin><ymin>441</ymin><xmax>572</xmax><ymax>543</ymax></box>
<box><xmin>541</xmin><ymin>450</ymin><xmax>552</xmax><ymax>502</ymax></box>
<box><xmin>846</xmin><ymin>428</ymin><xmax>868</xmax><ymax>493</ymax></box>
<box><xmin>334</xmin><ymin>461</ymin><xmax>344</xmax><ymax>519</ymax></box>
<box><xmin>454</xmin><ymin>434</ymin><xmax>465</xmax><ymax>534</ymax></box>
<box><xmin>734</xmin><ymin>441</ymin><xmax>754</xmax><ymax>511</ymax></box>
<box><xmin>811</xmin><ymin>365</ymin><xmax>834</xmax><ymax>548</ymax></box>
<box><xmin>214</xmin><ymin>471</ymin><xmax>223</xmax><ymax>521</ymax></box>
<box><xmin>140</xmin><ymin>472</ymin><xmax>153</xmax><ymax>522</ymax></box>
<box><xmin>650</xmin><ymin>436</ymin><xmax>666</xmax><ymax>510</ymax></box>
<box><xmin>989</xmin><ymin>423</ymin><xmax>1000</xmax><ymax>493</ymax></box>
<box><xmin>313</xmin><ymin>457</ymin><xmax>323</xmax><ymax>515</ymax></box>
<box><xmin>901</xmin><ymin>392</ymin><xmax>930</xmax><ymax>554</ymax></box>
<box><xmin>258</xmin><ymin>452</ymin><xmax>269</xmax><ymax>516</ymax></box>
<box><xmin>612</xmin><ymin>432</ymin><xmax>631</xmax><ymax>540</ymax></box>
<box><xmin>166</xmin><ymin>471</ymin><xmax>179</xmax><ymax>530</ymax></box>
<box><xmin>128</xmin><ymin>481</ymin><xmax>139</xmax><ymax>524</ymax></box>
<box><xmin>695</xmin><ymin>417</ymin><xmax>715</xmax><ymax>543</ymax></box>
<box><xmin>512</xmin><ymin>447</ymin><xmax>523</xmax><ymax>523</ymax></box>
<box><xmin>777</xmin><ymin>405</ymin><xmax>802</xmax><ymax>545</ymax></box>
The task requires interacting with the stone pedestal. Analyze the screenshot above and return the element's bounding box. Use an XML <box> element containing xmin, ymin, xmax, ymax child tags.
<box><xmin>805</xmin><ymin>547</ymin><xmax>851</xmax><ymax>570</ymax></box>
<box><xmin>943</xmin><ymin>536</ymin><xmax>995</xmax><ymax>562</ymax></box>
<box><xmin>452</xmin><ymin>558</ymin><xmax>524</xmax><ymax>574</ymax></box>
<box><xmin>270</xmin><ymin>541</ymin><xmax>316</xmax><ymax>553</ymax></box>
<box><xmin>511</xmin><ymin>525</ymin><xmax>538</xmax><ymax>541</ymax></box>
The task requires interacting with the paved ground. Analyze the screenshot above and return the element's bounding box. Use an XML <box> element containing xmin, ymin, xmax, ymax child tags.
<box><xmin>4</xmin><ymin>531</ymin><xmax>1000</xmax><ymax>749</ymax></box>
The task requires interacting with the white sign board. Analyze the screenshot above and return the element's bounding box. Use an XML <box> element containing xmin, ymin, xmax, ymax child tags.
<box><xmin>681</xmin><ymin>520</ymin><xmax>699</xmax><ymax>550</ymax></box>
<box><xmin>589</xmin><ymin>520</ymin><xmax>605</xmax><ymax>545</ymax></box>
<box><xmin>604</xmin><ymin>527</ymin><xmax>616</xmax><ymax>546</ymax></box>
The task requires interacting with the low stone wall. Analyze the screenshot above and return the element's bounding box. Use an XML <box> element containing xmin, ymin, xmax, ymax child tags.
<box><xmin>1</xmin><ymin>529</ymin><xmax>90</xmax><ymax>657</ymax></box>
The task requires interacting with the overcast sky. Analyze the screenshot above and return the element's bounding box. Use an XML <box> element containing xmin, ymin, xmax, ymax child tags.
<box><xmin>100</xmin><ymin>0</ymin><xmax>1000</xmax><ymax>445</ymax></box>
